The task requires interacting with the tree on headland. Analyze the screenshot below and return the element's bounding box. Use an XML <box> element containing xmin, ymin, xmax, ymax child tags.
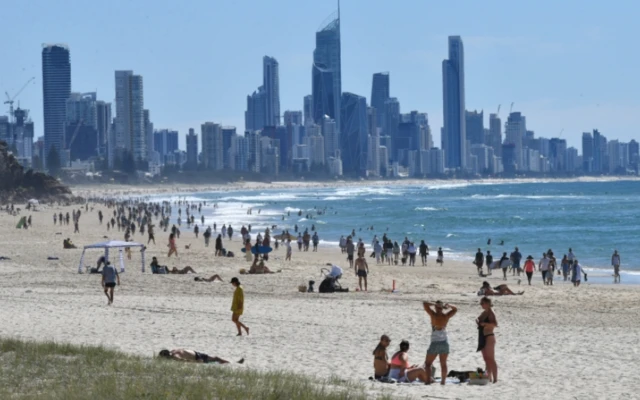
<box><xmin>47</xmin><ymin>146</ymin><xmax>61</xmax><ymax>177</ymax></box>
<box><xmin>32</xmin><ymin>155</ymin><xmax>43</xmax><ymax>171</ymax></box>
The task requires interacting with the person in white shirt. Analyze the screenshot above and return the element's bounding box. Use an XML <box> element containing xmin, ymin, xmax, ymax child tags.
<box><xmin>327</xmin><ymin>263</ymin><xmax>343</xmax><ymax>279</ymax></box>
<box><xmin>407</xmin><ymin>243</ymin><xmax>417</xmax><ymax>266</ymax></box>
<box><xmin>567</xmin><ymin>248</ymin><xmax>575</xmax><ymax>266</ymax></box>
<box><xmin>374</xmin><ymin>241</ymin><xmax>383</xmax><ymax>264</ymax></box>
<box><xmin>285</xmin><ymin>239</ymin><xmax>292</xmax><ymax>261</ymax></box>
<box><xmin>611</xmin><ymin>250</ymin><xmax>621</xmax><ymax>283</ymax></box>
<box><xmin>538</xmin><ymin>253</ymin><xmax>551</xmax><ymax>285</ymax></box>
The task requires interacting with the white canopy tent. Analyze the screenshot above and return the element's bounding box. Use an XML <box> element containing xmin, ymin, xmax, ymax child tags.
<box><xmin>77</xmin><ymin>240</ymin><xmax>146</xmax><ymax>274</ymax></box>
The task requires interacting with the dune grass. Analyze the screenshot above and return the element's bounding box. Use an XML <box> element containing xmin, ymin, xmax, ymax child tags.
<box><xmin>0</xmin><ymin>337</ymin><xmax>397</xmax><ymax>400</ymax></box>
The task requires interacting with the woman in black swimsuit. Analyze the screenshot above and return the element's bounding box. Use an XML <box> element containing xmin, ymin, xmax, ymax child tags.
<box><xmin>476</xmin><ymin>297</ymin><xmax>498</xmax><ymax>383</ymax></box>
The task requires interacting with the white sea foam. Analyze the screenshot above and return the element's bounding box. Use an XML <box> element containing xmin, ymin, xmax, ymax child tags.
<box><xmin>414</xmin><ymin>207</ymin><xmax>446</xmax><ymax>211</ymax></box>
<box><xmin>469</xmin><ymin>194</ymin><xmax>590</xmax><ymax>200</ymax></box>
<box><xmin>218</xmin><ymin>193</ymin><xmax>300</xmax><ymax>202</ymax></box>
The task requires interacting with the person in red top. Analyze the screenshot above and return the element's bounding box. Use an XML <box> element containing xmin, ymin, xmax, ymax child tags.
<box><xmin>388</xmin><ymin>340</ymin><xmax>428</xmax><ymax>383</ymax></box>
<box><xmin>523</xmin><ymin>255</ymin><xmax>536</xmax><ymax>285</ymax></box>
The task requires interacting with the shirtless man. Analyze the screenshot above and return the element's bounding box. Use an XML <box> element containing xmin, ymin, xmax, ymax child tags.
<box><xmin>158</xmin><ymin>348</ymin><xmax>244</xmax><ymax>364</ymax></box>
<box><xmin>423</xmin><ymin>301</ymin><xmax>457</xmax><ymax>385</ymax></box>
<box><xmin>355</xmin><ymin>254</ymin><xmax>369</xmax><ymax>291</ymax></box>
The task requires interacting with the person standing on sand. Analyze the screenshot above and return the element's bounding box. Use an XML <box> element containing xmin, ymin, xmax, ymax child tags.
<box><xmin>346</xmin><ymin>238</ymin><xmax>355</xmax><ymax>268</ymax></box>
<box><xmin>485</xmin><ymin>251</ymin><xmax>493</xmax><ymax>276</ymax></box>
<box><xmin>510</xmin><ymin>247</ymin><xmax>522</xmax><ymax>276</ymax></box>
<box><xmin>355</xmin><ymin>254</ymin><xmax>369</xmax><ymax>291</ymax></box>
<box><xmin>572</xmin><ymin>259</ymin><xmax>585</xmax><ymax>287</ymax></box>
<box><xmin>477</xmin><ymin>297</ymin><xmax>498</xmax><ymax>383</ymax></box>
<box><xmin>167</xmin><ymin>233</ymin><xmax>178</xmax><ymax>258</ymax></box>
<box><xmin>374</xmin><ymin>240</ymin><xmax>382</xmax><ymax>264</ymax></box>
<box><xmin>499</xmin><ymin>252</ymin><xmax>510</xmax><ymax>281</ymax></box>
<box><xmin>612</xmin><ymin>250</ymin><xmax>621</xmax><ymax>283</ymax></box>
<box><xmin>524</xmin><ymin>255</ymin><xmax>536</xmax><ymax>285</ymax></box>
<box><xmin>423</xmin><ymin>301</ymin><xmax>457</xmax><ymax>385</ymax></box>
<box><xmin>285</xmin><ymin>239</ymin><xmax>292</xmax><ymax>261</ymax></box>
<box><xmin>230</xmin><ymin>277</ymin><xmax>249</xmax><ymax>336</ymax></box>
<box><xmin>538</xmin><ymin>253</ymin><xmax>550</xmax><ymax>285</ymax></box>
<box><xmin>101</xmin><ymin>261</ymin><xmax>120</xmax><ymax>305</ymax></box>
<box><xmin>419</xmin><ymin>240</ymin><xmax>429</xmax><ymax>266</ymax></box>
<box><xmin>474</xmin><ymin>248</ymin><xmax>484</xmax><ymax>275</ymax></box>
<box><xmin>408</xmin><ymin>242</ymin><xmax>417</xmax><ymax>266</ymax></box>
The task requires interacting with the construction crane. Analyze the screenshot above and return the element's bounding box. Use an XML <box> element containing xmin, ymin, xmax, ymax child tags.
<box><xmin>509</xmin><ymin>102</ymin><xmax>514</xmax><ymax>114</ymax></box>
<box><xmin>4</xmin><ymin>77</ymin><xmax>35</xmax><ymax>123</ymax></box>
<box><xmin>496</xmin><ymin>104</ymin><xmax>501</xmax><ymax>116</ymax></box>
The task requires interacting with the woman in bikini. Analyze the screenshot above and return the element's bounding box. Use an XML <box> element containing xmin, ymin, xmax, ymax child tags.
<box><xmin>423</xmin><ymin>301</ymin><xmax>457</xmax><ymax>385</ymax></box>
<box><xmin>479</xmin><ymin>281</ymin><xmax>523</xmax><ymax>296</ymax></box>
<box><xmin>167</xmin><ymin>233</ymin><xmax>178</xmax><ymax>258</ymax></box>
<box><xmin>477</xmin><ymin>297</ymin><xmax>498</xmax><ymax>383</ymax></box>
<box><xmin>388</xmin><ymin>340</ymin><xmax>428</xmax><ymax>383</ymax></box>
<box><xmin>372</xmin><ymin>335</ymin><xmax>391</xmax><ymax>380</ymax></box>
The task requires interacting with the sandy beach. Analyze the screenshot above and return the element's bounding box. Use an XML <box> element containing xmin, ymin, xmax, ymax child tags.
<box><xmin>0</xmin><ymin>195</ymin><xmax>638</xmax><ymax>399</ymax></box>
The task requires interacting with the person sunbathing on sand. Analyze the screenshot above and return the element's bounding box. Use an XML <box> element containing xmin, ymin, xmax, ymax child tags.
<box><xmin>248</xmin><ymin>260</ymin><xmax>274</xmax><ymax>274</ymax></box>
<box><xmin>479</xmin><ymin>281</ymin><xmax>523</xmax><ymax>296</ymax></box>
<box><xmin>158</xmin><ymin>349</ymin><xmax>244</xmax><ymax>364</ymax></box>
<box><xmin>195</xmin><ymin>275</ymin><xmax>223</xmax><ymax>282</ymax></box>
<box><xmin>167</xmin><ymin>266</ymin><xmax>197</xmax><ymax>274</ymax></box>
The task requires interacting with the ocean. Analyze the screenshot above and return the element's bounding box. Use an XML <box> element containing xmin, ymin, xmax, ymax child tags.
<box><xmin>159</xmin><ymin>179</ymin><xmax>640</xmax><ymax>284</ymax></box>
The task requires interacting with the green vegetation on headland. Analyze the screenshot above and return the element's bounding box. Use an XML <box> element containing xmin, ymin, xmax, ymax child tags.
<box><xmin>0</xmin><ymin>338</ymin><xmax>396</xmax><ymax>400</ymax></box>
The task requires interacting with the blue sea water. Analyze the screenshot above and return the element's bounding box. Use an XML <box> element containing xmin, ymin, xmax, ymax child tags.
<box><xmin>161</xmin><ymin>180</ymin><xmax>640</xmax><ymax>284</ymax></box>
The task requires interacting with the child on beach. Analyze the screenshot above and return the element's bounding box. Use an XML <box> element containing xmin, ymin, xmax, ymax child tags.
<box><xmin>436</xmin><ymin>248</ymin><xmax>444</xmax><ymax>265</ymax></box>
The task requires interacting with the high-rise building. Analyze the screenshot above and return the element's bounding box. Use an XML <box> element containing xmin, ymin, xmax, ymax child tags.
<box><xmin>144</xmin><ymin>109</ymin><xmax>154</xmax><ymax>161</ymax></box>
<box><xmin>321</xmin><ymin>116</ymin><xmax>338</xmax><ymax>160</ymax></box>
<box><xmin>186</xmin><ymin>128</ymin><xmax>198</xmax><ymax>169</ymax></box>
<box><xmin>221</xmin><ymin>126</ymin><xmax>237</xmax><ymax>169</ymax></box>
<box><xmin>487</xmin><ymin>113</ymin><xmax>502</xmax><ymax>157</ymax></box>
<box><xmin>312</xmin><ymin>9</ymin><xmax>341</xmax><ymax>133</ymax></box>
<box><xmin>582</xmin><ymin>132</ymin><xmax>594</xmax><ymax>172</ymax></box>
<box><xmin>201</xmin><ymin>122</ymin><xmax>223</xmax><ymax>170</ymax></box>
<box><xmin>263</xmin><ymin>56</ymin><xmax>281</xmax><ymax>127</ymax></box>
<box><xmin>65</xmin><ymin>92</ymin><xmax>98</xmax><ymax>161</ymax></box>
<box><xmin>383</xmin><ymin>98</ymin><xmax>400</xmax><ymax>160</ymax></box>
<box><xmin>504</xmin><ymin>112</ymin><xmax>526</xmax><ymax>170</ymax></box>
<box><xmin>340</xmin><ymin>92</ymin><xmax>369</xmax><ymax>175</ymax></box>
<box><xmin>502</xmin><ymin>143</ymin><xmax>517</xmax><ymax>175</ymax></box>
<box><xmin>96</xmin><ymin>101</ymin><xmax>111</xmax><ymax>158</ymax></box>
<box><xmin>115</xmin><ymin>70</ymin><xmax>146</xmax><ymax>162</ymax></box>
<box><xmin>303</xmin><ymin>95</ymin><xmax>313</xmax><ymax>126</ymax></box>
<box><xmin>442</xmin><ymin>36</ymin><xmax>466</xmax><ymax>169</ymax></box>
<box><xmin>284</xmin><ymin>111</ymin><xmax>303</xmax><ymax>126</ymax></box>
<box><xmin>232</xmin><ymin>135</ymin><xmax>249</xmax><ymax>171</ymax></box>
<box><xmin>153</xmin><ymin>129</ymin><xmax>179</xmax><ymax>159</ymax></box>
<box><xmin>629</xmin><ymin>139</ymin><xmax>639</xmax><ymax>171</ymax></box>
<box><xmin>592</xmin><ymin>129</ymin><xmax>607</xmax><ymax>173</ymax></box>
<box><xmin>465</xmin><ymin>110</ymin><xmax>484</xmax><ymax>145</ymax></box>
<box><xmin>245</xmin><ymin>87</ymin><xmax>266</xmax><ymax>132</ymax></box>
<box><xmin>371</xmin><ymin>72</ymin><xmax>390</xmax><ymax>129</ymax></box>
<box><xmin>42</xmin><ymin>44</ymin><xmax>71</xmax><ymax>168</ymax></box>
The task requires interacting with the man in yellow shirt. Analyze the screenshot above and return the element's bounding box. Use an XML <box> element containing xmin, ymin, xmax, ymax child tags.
<box><xmin>231</xmin><ymin>277</ymin><xmax>249</xmax><ymax>336</ymax></box>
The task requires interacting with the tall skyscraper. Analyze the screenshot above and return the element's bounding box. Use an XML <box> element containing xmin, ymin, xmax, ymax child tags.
<box><xmin>186</xmin><ymin>128</ymin><xmax>198</xmax><ymax>169</ymax></box>
<box><xmin>42</xmin><ymin>44</ymin><xmax>71</xmax><ymax>168</ymax></box>
<box><xmin>115</xmin><ymin>70</ymin><xmax>146</xmax><ymax>162</ymax></box>
<box><xmin>505</xmin><ymin>112</ymin><xmax>526</xmax><ymax>170</ymax></box>
<box><xmin>442</xmin><ymin>36</ymin><xmax>466</xmax><ymax>169</ymax></box>
<box><xmin>65</xmin><ymin>92</ymin><xmax>98</xmax><ymax>161</ymax></box>
<box><xmin>487</xmin><ymin>113</ymin><xmax>502</xmax><ymax>157</ymax></box>
<box><xmin>153</xmin><ymin>129</ymin><xmax>179</xmax><ymax>159</ymax></box>
<box><xmin>312</xmin><ymin>9</ymin><xmax>341</xmax><ymax>133</ymax></box>
<box><xmin>303</xmin><ymin>95</ymin><xmax>313</xmax><ymax>126</ymax></box>
<box><xmin>263</xmin><ymin>56</ymin><xmax>281</xmax><ymax>127</ymax></box>
<box><xmin>465</xmin><ymin>110</ymin><xmax>484</xmax><ymax>145</ymax></box>
<box><xmin>96</xmin><ymin>101</ymin><xmax>111</xmax><ymax>158</ymax></box>
<box><xmin>383</xmin><ymin>98</ymin><xmax>400</xmax><ymax>160</ymax></box>
<box><xmin>582</xmin><ymin>131</ymin><xmax>594</xmax><ymax>172</ymax></box>
<box><xmin>245</xmin><ymin>87</ymin><xmax>266</xmax><ymax>132</ymax></box>
<box><xmin>201</xmin><ymin>122</ymin><xmax>223</xmax><ymax>170</ymax></box>
<box><xmin>340</xmin><ymin>92</ymin><xmax>369</xmax><ymax>175</ymax></box>
<box><xmin>370</xmin><ymin>72</ymin><xmax>390</xmax><ymax>129</ymax></box>
<box><xmin>221</xmin><ymin>126</ymin><xmax>237</xmax><ymax>169</ymax></box>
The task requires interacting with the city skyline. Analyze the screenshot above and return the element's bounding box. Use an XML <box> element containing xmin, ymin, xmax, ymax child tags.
<box><xmin>1</xmin><ymin>1</ymin><xmax>638</xmax><ymax>151</ymax></box>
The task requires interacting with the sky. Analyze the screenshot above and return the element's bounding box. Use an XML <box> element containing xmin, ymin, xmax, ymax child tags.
<box><xmin>1</xmin><ymin>0</ymin><xmax>639</xmax><ymax>151</ymax></box>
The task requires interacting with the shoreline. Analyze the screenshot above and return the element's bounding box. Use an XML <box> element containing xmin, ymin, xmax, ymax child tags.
<box><xmin>69</xmin><ymin>175</ymin><xmax>640</xmax><ymax>199</ymax></box>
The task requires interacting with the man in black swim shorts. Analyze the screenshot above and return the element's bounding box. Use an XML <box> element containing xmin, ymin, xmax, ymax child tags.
<box><xmin>355</xmin><ymin>254</ymin><xmax>369</xmax><ymax>291</ymax></box>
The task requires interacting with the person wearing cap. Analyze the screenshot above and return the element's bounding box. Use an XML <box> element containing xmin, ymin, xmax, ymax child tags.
<box><xmin>372</xmin><ymin>335</ymin><xmax>391</xmax><ymax>380</ymax></box>
<box><xmin>422</xmin><ymin>300</ymin><xmax>457</xmax><ymax>385</ymax></box>
<box><xmin>523</xmin><ymin>255</ymin><xmax>536</xmax><ymax>285</ymax></box>
<box><xmin>611</xmin><ymin>250</ymin><xmax>621</xmax><ymax>283</ymax></box>
<box><xmin>230</xmin><ymin>277</ymin><xmax>249</xmax><ymax>336</ymax></box>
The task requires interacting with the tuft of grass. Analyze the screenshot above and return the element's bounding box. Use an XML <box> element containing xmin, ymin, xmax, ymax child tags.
<box><xmin>0</xmin><ymin>337</ymin><xmax>393</xmax><ymax>400</ymax></box>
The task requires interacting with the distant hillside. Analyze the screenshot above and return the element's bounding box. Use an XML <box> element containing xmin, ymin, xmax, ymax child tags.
<box><xmin>0</xmin><ymin>141</ymin><xmax>72</xmax><ymax>203</ymax></box>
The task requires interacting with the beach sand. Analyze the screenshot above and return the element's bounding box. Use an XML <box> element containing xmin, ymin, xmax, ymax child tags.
<box><xmin>0</xmin><ymin>199</ymin><xmax>638</xmax><ymax>399</ymax></box>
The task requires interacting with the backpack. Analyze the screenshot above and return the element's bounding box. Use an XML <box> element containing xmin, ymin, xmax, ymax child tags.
<box><xmin>318</xmin><ymin>277</ymin><xmax>336</xmax><ymax>293</ymax></box>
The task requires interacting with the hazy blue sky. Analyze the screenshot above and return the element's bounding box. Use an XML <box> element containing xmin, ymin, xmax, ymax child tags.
<box><xmin>1</xmin><ymin>0</ymin><xmax>638</xmax><ymax>150</ymax></box>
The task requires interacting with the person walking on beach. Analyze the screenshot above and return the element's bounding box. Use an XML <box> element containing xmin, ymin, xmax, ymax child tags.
<box><xmin>499</xmin><ymin>252</ymin><xmax>510</xmax><ymax>281</ymax></box>
<box><xmin>346</xmin><ymin>238</ymin><xmax>355</xmax><ymax>268</ymax></box>
<box><xmin>215</xmin><ymin>234</ymin><xmax>223</xmax><ymax>256</ymax></box>
<box><xmin>485</xmin><ymin>251</ymin><xmax>493</xmax><ymax>276</ymax></box>
<box><xmin>436</xmin><ymin>247</ymin><xmax>444</xmax><ymax>265</ymax></box>
<box><xmin>567</xmin><ymin>248</ymin><xmax>576</xmax><ymax>267</ymax></box>
<box><xmin>230</xmin><ymin>277</ymin><xmax>249</xmax><ymax>336</ymax></box>
<box><xmin>374</xmin><ymin>240</ymin><xmax>382</xmax><ymax>264</ymax></box>
<box><xmin>612</xmin><ymin>250</ymin><xmax>621</xmax><ymax>283</ymax></box>
<box><xmin>423</xmin><ymin>301</ymin><xmax>457</xmax><ymax>385</ymax></box>
<box><xmin>355</xmin><ymin>254</ymin><xmax>369</xmax><ymax>291</ymax></box>
<box><xmin>147</xmin><ymin>224</ymin><xmax>156</xmax><ymax>245</ymax></box>
<box><xmin>477</xmin><ymin>297</ymin><xmax>498</xmax><ymax>383</ymax></box>
<box><xmin>561</xmin><ymin>255</ymin><xmax>570</xmax><ymax>281</ymax></box>
<box><xmin>419</xmin><ymin>240</ymin><xmax>429</xmax><ymax>266</ymax></box>
<box><xmin>393</xmin><ymin>241</ymin><xmax>400</xmax><ymax>264</ymax></box>
<box><xmin>285</xmin><ymin>239</ymin><xmax>292</xmax><ymax>261</ymax></box>
<box><xmin>408</xmin><ymin>242</ymin><xmax>417</xmax><ymax>266</ymax></box>
<box><xmin>524</xmin><ymin>255</ymin><xmax>535</xmax><ymax>285</ymax></box>
<box><xmin>510</xmin><ymin>247</ymin><xmax>522</xmax><ymax>276</ymax></box>
<box><xmin>474</xmin><ymin>249</ymin><xmax>484</xmax><ymax>275</ymax></box>
<box><xmin>572</xmin><ymin>259</ymin><xmax>585</xmax><ymax>287</ymax></box>
<box><xmin>101</xmin><ymin>261</ymin><xmax>120</xmax><ymax>305</ymax></box>
<box><xmin>167</xmin><ymin>233</ymin><xmax>178</xmax><ymax>258</ymax></box>
<box><xmin>538</xmin><ymin>253</ymin><xmax>550</xmax><ymax>285</ymax></box>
